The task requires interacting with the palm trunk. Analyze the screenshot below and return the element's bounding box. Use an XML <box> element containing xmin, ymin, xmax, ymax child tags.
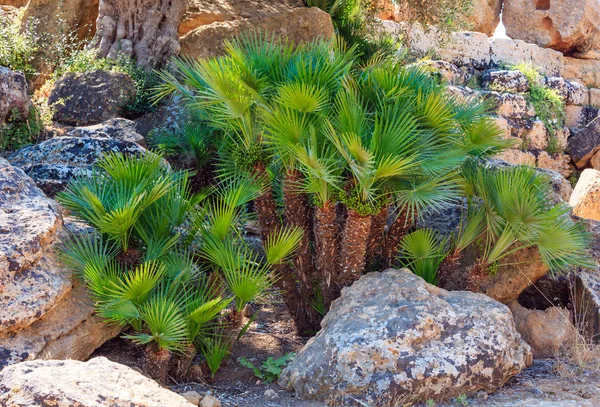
<box><xmin>252</xmin><ymin>163</ymin><xmax>280</xmax><ymax>241</ymax></box>
<box><xmin>252</xmin><ymin>166</ymin><xmax>320</xmax><ymax>335</ymax></box>
<box><xmin>339</xmin><ymin>210</ymin><xmax>373</xmax><ymax>286</ymax></box>
<box><xmin>143</xmin><ymin>345</ymin><xmax>172</xmax><ymax>384</ymax></box>
<box><xmin>364</xmin><ymin>206</ymin><xmax>389</xmax><ymax>272</ymax></box>
<box><xmin>314</xmin><ymin>201</ymin><xmax>340</xmax><ymax>308</ymax></box>
<box><xmin>437</xmin><ymin>250</ymin><xmax>463</xmax><ymax>288</ymax></box>
<box><xmin>283</xmin><ymin>169</ymin><xmax>314</xmax><ymax>290</ymax></box>
<box><xmin>382</xmin><ymin>209</ymin><xmax>410</xmax><ymax>268</ymax></box>
<box><xmin>169</xmin><ymin>345</ymin><xmax>196</xmax><ymax>380</ymax></box>
<box><xmin>272</xmin><ymin>263</ymin><xmax>320</xmax><ymax>336</ymax></box>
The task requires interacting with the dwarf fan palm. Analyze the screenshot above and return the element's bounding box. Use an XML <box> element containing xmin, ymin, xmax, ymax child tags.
<box><xmin>156</xmin><ymin>36</ymin><xmax>515</xmax><ymax>334</ymax></box>
<box><xmin>59</xmin><ymin>153</ymin><xmax>301</xmax><ymax>381</ymax></box>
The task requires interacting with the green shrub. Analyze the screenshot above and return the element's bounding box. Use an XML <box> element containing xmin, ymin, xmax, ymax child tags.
<box><xmin>158</xmin><ymin>36</ymin><xmax>591</xmax><ymax>336</ymax></box>
<box><xmin>0</xmin><ymin>107</ymin><xmax>44</xmax><ymax>151</ymax></box>
<box><xmin>0</xmin><ymin>9</ymin><xmax>38</xmax><ymax>79</ymax></box>
<box><xmin>238</xmin><ymin>353</ymin><xmax>296</xmax><ymax>383</ymax></box>
<box><xmin>58</xmin><ymin>152</ymin><xmax>302</xmax><ymax>381</ymax></box>
<box><xmin>392</xmin><ymin>0</ymin><xmax>474</xmax><ymax>34</ymax></box>
<box><xmin>156</xmin><ymin>36</ymin><xmax>515</xmax><ymax>334</ymax></box>
<box><xmin>512</xmin><ymin>62</ymin><xmax>566</xmax><ymax>154</ymax></box>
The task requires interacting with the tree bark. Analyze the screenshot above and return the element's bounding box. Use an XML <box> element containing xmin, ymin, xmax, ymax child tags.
<box><xmin>283</xmin><ymin>169</ymin><xmax>314</xmax><ymax>290</ymax></box>
<box><xmin>364</xmin><ymin>205</ymin><xmax>388</xmax><ymax>272</ymax></box>
<box><xmin>339</xmin><ymin>210</ymin><xmax>372</xmax><ymax>286</ymax></box>
<box><xmin>90</xmin><ymin>0</ymin><xmax>187</xmax><ymax>68</ymax></box>
<box><xmin>382</xmin><ymin>209</ymin><xmax>410</xmax><ymax>268</ymax></box>
<box><xmin>314</xmin><ymin>201</ymin><xmax>340</xmax><ymax>308</ymax></box>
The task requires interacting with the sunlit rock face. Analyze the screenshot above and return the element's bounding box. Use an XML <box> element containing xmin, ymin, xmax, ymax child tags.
<box><xmin>0</xmin><ymin>158</ymin><xmax>120</xmax><ymax>368</ymax></box>
<box><xmin>503</xmin><ymin>0</ymin><xmax>600</xmax><ymax>54</ymax></box>
<box><xmin>280</xmin><ymin>269</ymin><xmax>532</xmax><ymax>405</ymax></box>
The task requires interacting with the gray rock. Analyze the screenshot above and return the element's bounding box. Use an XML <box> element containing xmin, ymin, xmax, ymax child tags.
<box><xmin>0</xmin><ymin>357</ymin><xmax>195</xmax><ymax>406</ymax></box>
<box><xmin>481</xmin><ymin>69</ymin><xmax>530</xmax><ymax>93</ymax></box>
<box><xmin>280</xmin><ymin>269</ymin><xmax>532</xmax><ymax>405</ymax></box>
<box><xmin>544</xmin><ymin>76</ymin><xmax>569</xmax><ymax>100</ymax></box>
<box><xmin>414</xmin><ymin>60</ymin><xmax>465</xmax><ymax>85</ymax></box>
<box><xmin>574</xmin><ymin>270</ymin><xmax>600</xmax><ymax>343</ymax></box>
<box><xmin>7</xmin><ymin>136</ymin><xmax>149</xmax><ymax>196</ymax></box>
<box><xmin>66</xmin><ymin>118</ymin><xmax>146</xmax><ymax>147</ymax></box>
<box><xmin>567</xmin><ymin>118</ymin><xmax>600</xmax><ymax>168</ymax></box>
<box><xmin>49</xmin><ymin>70</ymin><xmax>136</xmax><ymax>126</ymax></box>
<box><xmin>135</xmin><ymin>95</ymin><xmax>190</xmax><ymax>137</ymax></box>
<box><xmin>566</xmin><ymin>81</ymin><xmax>588</xmax><ymax>105</ymax></box>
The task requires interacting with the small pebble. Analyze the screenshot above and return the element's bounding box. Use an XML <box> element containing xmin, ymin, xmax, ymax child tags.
<box><xmin>181</xmin><ymin>390</ymin><xmax>202</xmax><ymax>405</ymax></box>
<box><xmin>264</xmin><ymin>389</ymin><xmax>279</xmax><ymax>400</ymax></box>
<box><xmin>200</xmin><ymin>395</ymin><xmax>222</xmax><ymax>407</ymax></box>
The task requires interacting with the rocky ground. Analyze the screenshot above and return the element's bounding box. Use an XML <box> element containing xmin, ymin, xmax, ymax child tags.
<box><xmin>89</xmin><ymin>291</ymin><xmax>600</xmax><ymax>407</ymax></box>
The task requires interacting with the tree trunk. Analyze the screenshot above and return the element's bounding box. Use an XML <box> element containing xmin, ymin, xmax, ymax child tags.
<box><xmin>364</xmin><ymin>206</ymin><xmax>388</xmax><ymax>272</ymax></box>
<box><xmin>143</xmin><ymin>345</ymin><xmax>172</xmax><ymax>384</ymax></box>
<box><xmin>90</xmin><ymin>0</ymin><xmax>187</xmax><ymax>68</ymax></box>
<box><xmin>339</xmin><ymin>210</ymin><xmax>372</xmax><ymax>286</ymax></box>
<box><xmin>252</xmin><ymin>163</ymin><xmax>281</xmax><ymax>242</ymax></box>
<box><xmin>382</xmin><ymin>209</ymin><xmax>410</xmax><ymax>268</ymax></box>
<box><xmin>272</xmin><ymin>263</ymin><xmax>320</xmax><ymax>336</ymax></box>
<box><xmin>283</xmin><ymin>169</ymin><xmax>314</xmax><ymax>290</ymax></box>
<box><xmin>314</xmin><ymin>201</ymin><xmax>340</xmax><ymax>308</ymax></box>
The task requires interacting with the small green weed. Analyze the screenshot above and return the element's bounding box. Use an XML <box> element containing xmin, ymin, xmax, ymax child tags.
<box><xmin>454</xmin><ymin>394</ymin><xmax>469</xmax><ymax>406</ymax></box>
<box><xmin>238</xmin><ymin>353</ymin><xmax>296</xmax><ymax>383</ymax></box>
<box><xmin>0</xmin><ymin>107</ymin><xmax>44</xmax><ymax>151</ymax></box>
<box><xmin>512</xmin><ymin>62</ymin><xmax>566</xmax><ymax>154</ymax></box>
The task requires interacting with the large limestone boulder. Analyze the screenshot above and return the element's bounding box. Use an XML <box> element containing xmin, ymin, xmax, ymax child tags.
<box><xmin>570</xmin><ymin>169</ymin><xmax>600</xmax><ymax>221</ymax></box>
<box><xmin>503</xmin><ymin>0</ymin><xmax>600</xmax><ymax>54</ymax></box>
<box><xmin>8</xmin><ymin>136</ymin><xmax>148</xmax><ymax>196</ymax></box>
<box><xmin>280</xmin><ymin>269</ymin><xmax>532</xmax><ymax>405</ymax></box>
<box><xmin>66</xmin><ymin>118</ymin><xmax>146</xmax><ymax>147</ymax></box>
<box><xmin>0</xmin><ymin>159</ymin><xmax>120</xmax><ymax>368</ymax></box>
<box><xmin>0</xmin><ymin>157</ymin><xmax>61</xmax><ymax>293</ymax></box>
<box><xmin>466</xmin><ymin>0</ymin><xmax>502</xmax><ymax>36</ymax></box>
<box><xmin>180</xmin><ymin>0</ymin><xmax>303</xmax><ymax>35</ymax></box>
<box><xmin>22</xmin><ymin>0</ymin><xmax>98</xmax><ymax>42</ymax></box>
<box><xmin>508</xmin><ymin>300</ymin><xmax>575</xmax><ymax>358</ymax></box>
<box><xmin>490</xmin><ymin>38</ymin><xmax>564</xmax><ymax>77</ymax></box>
<box><xmin>563</xmin><ymin>56</ymin><xmax>600</xmax><ymax>88</ymax></box>
<box><xmin>384</xmin><ymin>22</ymin><xmax>491</xmax><ymax>68</ymax></box>
<box><xmin>180</xmin><ymin>7</ymin><xmax>335</xmax><ymax>60</ymax></box>
<box><xmin>0</xmin><ymin>357</ymin><xmax>195</xmax><ymax>406</ymax></box>
<box><xmin>0</xmin><ymin>66</ymin><xmax>32</xmax><ymax>125</ymax></box>
<box><xmin>49</xmin><ymin>70</ymin><xmax>136</xmax><ymax>126</ymax></box>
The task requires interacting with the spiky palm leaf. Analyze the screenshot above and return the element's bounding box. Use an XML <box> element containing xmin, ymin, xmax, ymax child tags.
<box><xmin>399</xmin><ymin>229</ymin><xmax>449</xmax><ymax>284</ymax></box>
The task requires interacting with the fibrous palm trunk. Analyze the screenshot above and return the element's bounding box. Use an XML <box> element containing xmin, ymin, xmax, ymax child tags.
<box><xmin>314</xmin><ymin>201</ymin><xmax>340</xmax><ymax>308</ymax></box>
<box><xmin>252</xmin><ymin>165</ymin><xmax>320</xmax><ymax>336</ymax></box>
<box><xmin>382</xmin><ymin>209</ymin><xmax>410</xmax><ymax>268</ymax></box>
<box><xmin>143</xmin><ymin>345</ymin><xmax>172</xmax><ymax>384</ymax></box>
<box><xmin>252</xmin><ymin>163</ymin><xmax>280</xmax><ymax>242</ymax></box>
<box><xmin>339</xmin><ymin>210</ymin><xmax>373</xmax><ymax>286</ymax></box>
<box><xmin>169</xmin><ymin>345</ymin><xmax>196</xmax><ymax>380</ymax></box>
<box><xmin>90</xmin><ymin>0</ymin><xmax>188</xmax><ymax>68</ymax></box>
<box><xmin>364</xmin><ymin>206</ymin><xmax>389</xmax><ymax>272</ymax></box>
<box><xmin>283</xmin><ymin>169</ymin><xmax>314</xmax><ymax>290</ymax></box>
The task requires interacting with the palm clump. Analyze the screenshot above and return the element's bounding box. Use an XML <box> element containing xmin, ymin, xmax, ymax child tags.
<box><xmin>156</xmin><ymin>35</ymin><xmax>523</xmax><ymax>334</ymax></box>
<box><xmin>58</xmin><ymin>152</ymin><xmax>301</xmax><ymax>382</ymax></box>
<box><xmin>432</xmin><ymin>163</ymin><xmax>593</xmax><ymax>289</ymax></box>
